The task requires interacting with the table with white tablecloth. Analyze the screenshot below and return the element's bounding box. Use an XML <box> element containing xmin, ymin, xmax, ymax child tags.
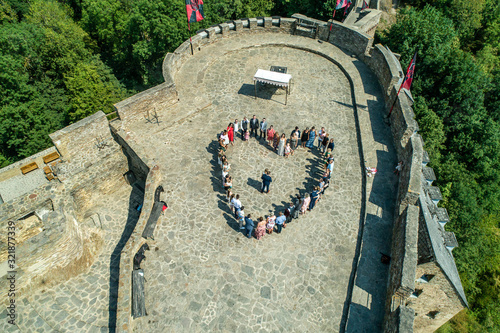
<box><xmin>253</xmin><ymin>69</ymin><xmax>293</xmax><ymax>105</ymax></box>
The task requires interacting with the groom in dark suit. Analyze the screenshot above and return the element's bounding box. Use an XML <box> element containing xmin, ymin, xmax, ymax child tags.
<box><xmin>250</xmin><ymin>115</ymin><xmax>259</xmax><ymax>138</ymax></box>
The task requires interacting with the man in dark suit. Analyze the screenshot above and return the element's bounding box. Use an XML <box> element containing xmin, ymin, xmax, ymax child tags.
<box><xmin>245</xmin><ymin>214</ymin><xmax>255</xmax><ymax>238</ymax></box>
<box><xmin>250</xmin><ymin>115</ymin><xmax>259</xmax><ymax>138</ymax></box>
<box><xmin>241</xmin><ymin>117</ymin><xmax>249</xmax><ymax>137</ymax></box>
<box><xmin>261</xmin><ymin>170</ymin><xmax>272</xmax><ymax>193</ymax></box>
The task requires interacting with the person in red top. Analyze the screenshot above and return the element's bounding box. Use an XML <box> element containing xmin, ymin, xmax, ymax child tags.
<box><xmin>227</xmin><ymin>123</ymin><xmax>234</xmax><ymax>146</ymax></box>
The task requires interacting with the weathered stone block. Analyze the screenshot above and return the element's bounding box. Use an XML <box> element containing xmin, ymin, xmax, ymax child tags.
<box><xmin>233</xmin><ymin>19</ymin><xmax>243</xmax><ymax>31</ymax></box>
<box><xmin>279</xmin><ymin>17</ymin><xmax>297</xmax><ymax>33</ymax></box>
<box><xmin>206</xmin><ymin>27</ymin><xmax>217</xmax><ymax>39</ymax></box>
<box><xmin>263</xmin><ymin>17</ymin><xmax>272</xmax><ymax>28</ymax></box>
<box><xmin>219</xmin><ymin>23</ymin><xmax>229</xmax><ymax>36</ymax></box>
<box><xmin>249</xmin><ymin>18</ymin><xmax>257</xmax><ymax>29</ymax></box>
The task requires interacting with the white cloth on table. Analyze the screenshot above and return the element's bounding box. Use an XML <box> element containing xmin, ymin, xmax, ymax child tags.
<box><xmin>253</xmin><ymin>69</ymin><xmax>292</xmax><ymax>87</ymax></box>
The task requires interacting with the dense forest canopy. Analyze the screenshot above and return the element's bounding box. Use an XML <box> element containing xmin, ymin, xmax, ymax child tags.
<box><xmin>1</xmin><ymin>0</ymin><xmax>499</xmax><ymax>331</ymax></box>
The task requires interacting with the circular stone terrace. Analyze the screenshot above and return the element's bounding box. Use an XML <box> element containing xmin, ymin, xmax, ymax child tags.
<box><xmin>118</xmin><ymin>33</ymin><xmax>397</xmax><ymax>332</ymax></box>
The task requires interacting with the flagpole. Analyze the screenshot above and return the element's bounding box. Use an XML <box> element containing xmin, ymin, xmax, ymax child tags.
<box><xmin>386</xmin><ymin>76</ymin><xmax>406</xmax><ymax>118</ymax></box>
<box><xmin>327</xmin><ymin>10</ymin><xmax>336</xmax><ymax>41</ymax></box>
<box><xmin>188</xmin><ymin>23</ymin><xmax>194</xmax><ymax>55</ymax></box>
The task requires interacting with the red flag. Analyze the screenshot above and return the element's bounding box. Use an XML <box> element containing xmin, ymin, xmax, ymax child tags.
<box><xmin>402</xmin><ymin>52</ymin><xmax>417</xmax><ymax>90</ymax></box>
<box><xmin>186</xmin><ymin>0</ymin><xmax>205</xmax><ymax>23</ymax></box>
<box><xmin>362</xmin><ymin>0</ymin><xmax>369</xmax><ymax>10</ymax></box>
<box><xmin>336</xmin><ymin>0</ymin><xmax>349</xmax><ymax>10</ymax></box>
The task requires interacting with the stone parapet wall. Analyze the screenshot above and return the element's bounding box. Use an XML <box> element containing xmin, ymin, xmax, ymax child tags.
<box><xmin>162</xmin><ymin>17</ymin><xmax>297</xmax><ymax>86</ymax></box>
<box><xmin>352</xmin><ymin>9</ymin><xmax>382</xmax><ymax>37</ymax></box>
<box><xmin>385</xmin><ymin>205</ymin><xmax>419</xmax><ymax>313</ymax></box>
<box><xmin>397</xmin><ymin>135</ymin><xmax>423</xmax><ymax>211</ymax></box>
<box><xmin>362</xmin><ymin>44</ymin><xmax>402</xmax><ymax>98</ymax></box>
<box><xmin>49</xmin><ymin>111</ymin><xmax>112</xmax><ymax>161</ymax></box>
<box><xmin>321</xmin><ymin>22</ymin><xmax>374</xmax><ymax>56</ymax></box>
<box><xmin>114</xmin><ymin>83</ymin><xmax>179</xmax><ymax>126</ymax></box>
<box><xmin>116</xmin><ymin>165</ymin><xmax>162</xmax><ymax>332</ymax></box>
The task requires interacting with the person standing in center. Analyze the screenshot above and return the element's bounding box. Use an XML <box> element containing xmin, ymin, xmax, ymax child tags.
<box><xmin>259</xmin><ymin>118</ymin><xmax>267</xmax><ymax>140</ymax></box>
<box><xmin>261</xmin><ymin>170</ymin><xmax>272</xmax><ymax>194</ymax></box>
<box><xmin>250</xmin><ymin>115</ymin><xmax>259</xmax><ymax>138</ymax></box>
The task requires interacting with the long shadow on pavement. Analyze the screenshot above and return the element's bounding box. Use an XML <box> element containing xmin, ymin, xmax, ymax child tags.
<box><xmin>107</xmin><ymin>180</ymin><xmax>145</xmax><ymax>332</ymax></box>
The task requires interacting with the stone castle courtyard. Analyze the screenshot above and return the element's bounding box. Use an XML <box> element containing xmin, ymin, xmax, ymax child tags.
<box><xmin>1</xmin><ymin>32</ymin><xmax>398</xmax><ymax>332</ymax></box>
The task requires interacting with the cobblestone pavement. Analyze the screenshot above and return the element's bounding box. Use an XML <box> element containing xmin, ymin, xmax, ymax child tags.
<box><xmin>124</xmin><ymin>34</ymin><xmax>396</xmax><ymax>332</ymax></box>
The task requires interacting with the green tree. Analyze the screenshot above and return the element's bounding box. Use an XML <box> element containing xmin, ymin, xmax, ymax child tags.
<box><xmin>64</xmin><ymin>57</ymin><xmax>127</xmax><ymax>121</ymax></box>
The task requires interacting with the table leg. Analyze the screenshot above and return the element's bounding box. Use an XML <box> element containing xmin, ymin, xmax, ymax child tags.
<box><xmin>254</xmin><ymin>81</ymin><xmax>257</xmax><ymax>99</ymax></box>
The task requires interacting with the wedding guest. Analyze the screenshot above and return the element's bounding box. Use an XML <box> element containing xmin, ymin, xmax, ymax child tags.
<box><xmin>273</xmin><ymin>132</ymin><xmax>280</xmax><ymax>150</ymax></box>
<box><xmin>229</xmin><ymin>194</ymin><xmax>235</xmax><ymax>214</ymax></box>
<box><xmin>285</xmin><ymin>202</ymin><xmax>295</xmax><ymax>223</ymax></box>
<box><xmin>284</xmin><ymin>143</ymin><xmax>292</xmax><ymax>158</ymax></box>
<box><xmin>309</xmin><ymin>186</ymin><xmax>320</xmax><ymax>211</ymax></box>
<box><xmin>245</xmin><ymin>214</ymin><xmax>255</xmax><ymax>238</ymax></box>
<box><xmin>233</xmin><ymin>119</ymin><xmax>240</xmax><ymax>141</ymax></box>
<box><xmin>224</xmin><ymin>175</ymin><xmax>232</xmax><ymax>192</ymax></box>
<box><xmin>255</xmin><ymin>217</ymin><xmax>266</xmax><ymax>240</ymax></box>
<box><xmin>232</xmin><ymin>195</ymin><xmax>242</xmax><ymax>218</ymax></box>
<box><xmin>241</xmin><ymin>117</ymin><xmax>249</xmax><ymax>136</ymax></box>
<box><xmin>293</xmin><ymin>194</ymin><xmax>302</xmax><ymax>219</ymax></box>
<box><xmin>301</xmin><ymin>127</ymin><xmax>309</xmax><ymax>148</ymax></box>
<box><xmin>291</xmin><ymin>127</ymin><xmax>300</xmax><ymax>149</ymax></box>
<box><xmin>266</xmin><ymin>215</ymin><xmax>276</xmax><ymax>234</ymax></box>
<box><xmin>267</xmin><ymin>125</ymin><xmax>275</xmax><ymax>146</ymax></box>
<box><xmin>317</xmin><ymin>127</ymin><xmax>326</xmax><ymax>149</ymax></box>
<box><xmin>227</xmin><ymin>123</ymin><xmax>234</xmax><ymax>146</ymax></box>
<box><xmin>321</xmin><ymin>133</ymin><xmax>329</xmax><ymax>153</ymax></box>
<box><xmin>306</xmin><ymin>126</ymin><xmax>316</xmax><ymax>148</ymax></box>
<box><xmin>259</xmin><ymin>118</ymin><xmax>268</xmax><ymax>140</ymax></box>
<box><xmin>250</xmin><ymin>115</ymin><xmax>259</xmax><ymax>137</ymax></box>
<box><xmin>277</xmin><ymin>133</ymin><xmax>286</xmax><ymax>156</ymax></box>
<box><xmin>301</xmin><ymin>193</ymin><xmax>311</xmax><ymax>215</ymax></box>
<box><xmin>237</xmin><ymin>206</ymin><xmax>245</xmax><ymax>230</ymax></box>
<box><xmin>327</xmin><ymin>138</ymin><xmax>335</xmax><ymax>151</ymax></box>
<box><xmin>275</xmin><ymin>212</ymin><xmax>286</xmax><ymax>233</ymax></box>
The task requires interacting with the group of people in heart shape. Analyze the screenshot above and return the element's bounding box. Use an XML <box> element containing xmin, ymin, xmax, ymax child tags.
<box><xmin>217</xmin><ymin>115</ymin><xmax>335</xmax><ymax>240</ymax></box>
